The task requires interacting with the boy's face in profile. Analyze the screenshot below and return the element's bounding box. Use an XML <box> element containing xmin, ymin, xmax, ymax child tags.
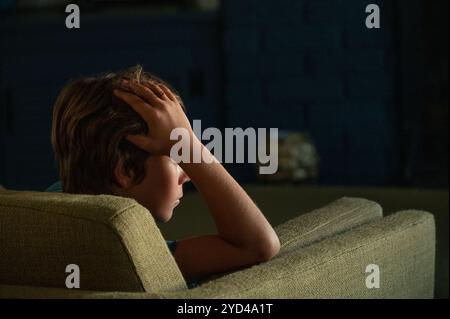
<box><xmin>114</xmin><ymin>154</ymin><xmax>190</xmax><ymax>223</ymax></box>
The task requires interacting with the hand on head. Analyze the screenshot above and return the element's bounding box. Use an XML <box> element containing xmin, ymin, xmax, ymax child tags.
<box><xmin>114</xmin><ymin>80</ymin><xmax>193</xmax><ymax>156</ymax></box>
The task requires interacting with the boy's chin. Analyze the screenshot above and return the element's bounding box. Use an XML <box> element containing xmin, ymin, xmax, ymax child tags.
<box><xmin>153</xmin><ymin>210</ymin><xmax>173</xmax><ymax>224</ymax></box>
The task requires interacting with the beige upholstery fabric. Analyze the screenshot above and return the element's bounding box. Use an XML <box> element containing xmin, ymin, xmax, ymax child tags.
<box><xmin>165</xmin><ymin>210</ymin><xmax>434</xmax><ymax>299</ymax></box>
<box><xmin>0</xmin><ymin>210</ymin><xmax>435</xmax><ymax>299</ymax></box>
<box><xmin>0</xmin><ymin>189</ymin><xmax>435</xmax><ymax>299</ymax></box>
<box><xmin>275</xmin><ymin>197</ymin><xmax>382</xmax><ymax>254</ymax></box>
<box><xmin>0</xmin><ymin>190</ymin><xmax>187</xmax><ymax>293</ymax></box>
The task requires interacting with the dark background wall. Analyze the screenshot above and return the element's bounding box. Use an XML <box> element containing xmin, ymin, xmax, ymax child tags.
<box><xmin>0</xmin><ymin>0</ymin><xmax>448</xmax><ymax>191</ymax></box>
<box><xmin>223</xmin><ymin>0</ymin><xmax>396</xmax><ymax>185</ymax></box>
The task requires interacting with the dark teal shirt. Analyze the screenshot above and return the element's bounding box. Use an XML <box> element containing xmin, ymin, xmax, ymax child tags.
<box><xmin>45</xmin><ymin>181</ymin><xmax>178</xmax><ymax>254</ymax></box>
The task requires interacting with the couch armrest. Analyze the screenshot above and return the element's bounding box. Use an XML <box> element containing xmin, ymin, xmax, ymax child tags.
<box><xmin>275</xmin><ymin>197</ymin><xmax>382</xmax><ymax>254</ymax></box>
<box><xmin>166</xmin><ymin>210</ymin><xmax>435</xmax><ymax>299</ymax></box>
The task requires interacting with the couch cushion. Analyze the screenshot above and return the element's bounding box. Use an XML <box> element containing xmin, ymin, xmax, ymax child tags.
<box><xmin>275</xmin><ymin>197</ymin><xmax>383</xmax><ymax>254</ymax></box>
<box><xmin>0</xmin><ymin>189</ymin><xmax>187</xmax><ymax>293</ymax></box>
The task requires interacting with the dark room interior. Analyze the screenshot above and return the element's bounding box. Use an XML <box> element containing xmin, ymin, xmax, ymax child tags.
<box><xmin>0</xmin><ymin>0</ymin><xmax>448</xmax><ymax>300</ymax></box>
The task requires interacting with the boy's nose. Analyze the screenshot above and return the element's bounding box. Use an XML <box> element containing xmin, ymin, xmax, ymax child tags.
<box><xmin>178</xmin><ymin>167</ymin><xmax>191</xmax><ymax>185</ymax></box>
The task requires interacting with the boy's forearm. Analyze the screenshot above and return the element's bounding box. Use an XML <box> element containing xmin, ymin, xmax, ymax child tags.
<box><xmin>179</xmin><ymin>137</ymin><xmax>279</xmax><ymax>256</ymax></box>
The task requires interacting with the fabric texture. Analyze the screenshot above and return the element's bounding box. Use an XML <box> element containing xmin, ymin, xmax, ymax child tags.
<box><xmin>0</xmin><ymin>209</ymin><xmax>435</xmax><ymax>299</ymax></box>
<box><xmin>157</xmin><ymin>210</ymin><xmax>435</xmax><ymax>299</ymax></box>
<box><xmin>275</xmin><ymin>197</ymin><xmax>383</xmax><ymax>254</ymax></box>
<box><xmin>0</xmin><ymin>189</ymin><xmax>436</xmax><ymax>298</ymax></box>
<box><xmin>0</xmin><ymin>189</ymin><xmax>187</xmax><ymax>293</ymax></box>
<box><xmin>44</xmin><ymin>181</ymin><xmax>178</xmax><ymax>254</ymax></box>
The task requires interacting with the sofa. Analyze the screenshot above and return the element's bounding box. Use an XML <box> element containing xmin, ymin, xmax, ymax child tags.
<box><xmin>0</xmin><ymin>188</ymin><xmax>436</xmax><ymax>298</ymax></box>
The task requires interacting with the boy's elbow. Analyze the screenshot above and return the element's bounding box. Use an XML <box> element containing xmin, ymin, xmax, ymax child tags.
<box><xmin>255</xmin><ymin>233</ymin><xmax>280</xmax><ymax>262</ymax></box>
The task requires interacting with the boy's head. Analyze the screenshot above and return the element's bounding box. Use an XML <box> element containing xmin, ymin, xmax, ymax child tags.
<box><xmin>51</xmin><ymin>65</ymin><xmax>190</xmax><ymax>222</ymax></box>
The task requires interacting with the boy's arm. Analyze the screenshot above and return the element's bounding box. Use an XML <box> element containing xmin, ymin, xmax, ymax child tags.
<box><xmin>174</xmin><ymin>137</ymin><xmax>280</xmax><ymax>282</ymax></box>
<box><xmin>114</xmin><ymin>81</ymin><xmax>280</xmax><ymax>283</ymax></box>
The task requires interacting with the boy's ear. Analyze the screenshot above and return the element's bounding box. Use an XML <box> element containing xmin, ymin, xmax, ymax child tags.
<box><xmin>114</xmin><ymin>156</ymin><xmax>133</xmax><ymax>189</ymax></box>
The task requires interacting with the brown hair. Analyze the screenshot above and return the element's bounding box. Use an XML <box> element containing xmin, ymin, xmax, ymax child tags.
<box><xmin>51</xmin><ymin>65</ymin><xmax>183</xmax><ymax>194</ymax></box>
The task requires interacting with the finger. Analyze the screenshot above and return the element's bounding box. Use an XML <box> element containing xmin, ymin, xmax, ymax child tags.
<box><xmin>121</xmin><ymin>79</ymin><xmax>130</xmax><ymax>87</ymax></box>
<box><xmin>145</xmin><ymin>81</ymin><xmax>166</xmax><ymax>100</ymax></box>
<box><xmin>158</xmin><ymin>84</ymin><xmax>176</xmax><ymax>102</ymax></box>
<box><xmin>129</xmin><ymin>81</ymin><xmax>162</xmax><ymax>106</ymax></box>
<box><xmin>126</xmin><ymin>134</ymin><xmax>156</xmax><ymax>152</ymax></box>
<box><xmin>113</xmin><ymin>89</ymin><xmax>155</xmax><ymax>119</ymax></box>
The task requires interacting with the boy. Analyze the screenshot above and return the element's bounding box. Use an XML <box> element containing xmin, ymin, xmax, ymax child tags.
<box><xmin>50</xmin><ymin>66</ymin><xmax>280</xmax><ymax>284</ymax></box>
